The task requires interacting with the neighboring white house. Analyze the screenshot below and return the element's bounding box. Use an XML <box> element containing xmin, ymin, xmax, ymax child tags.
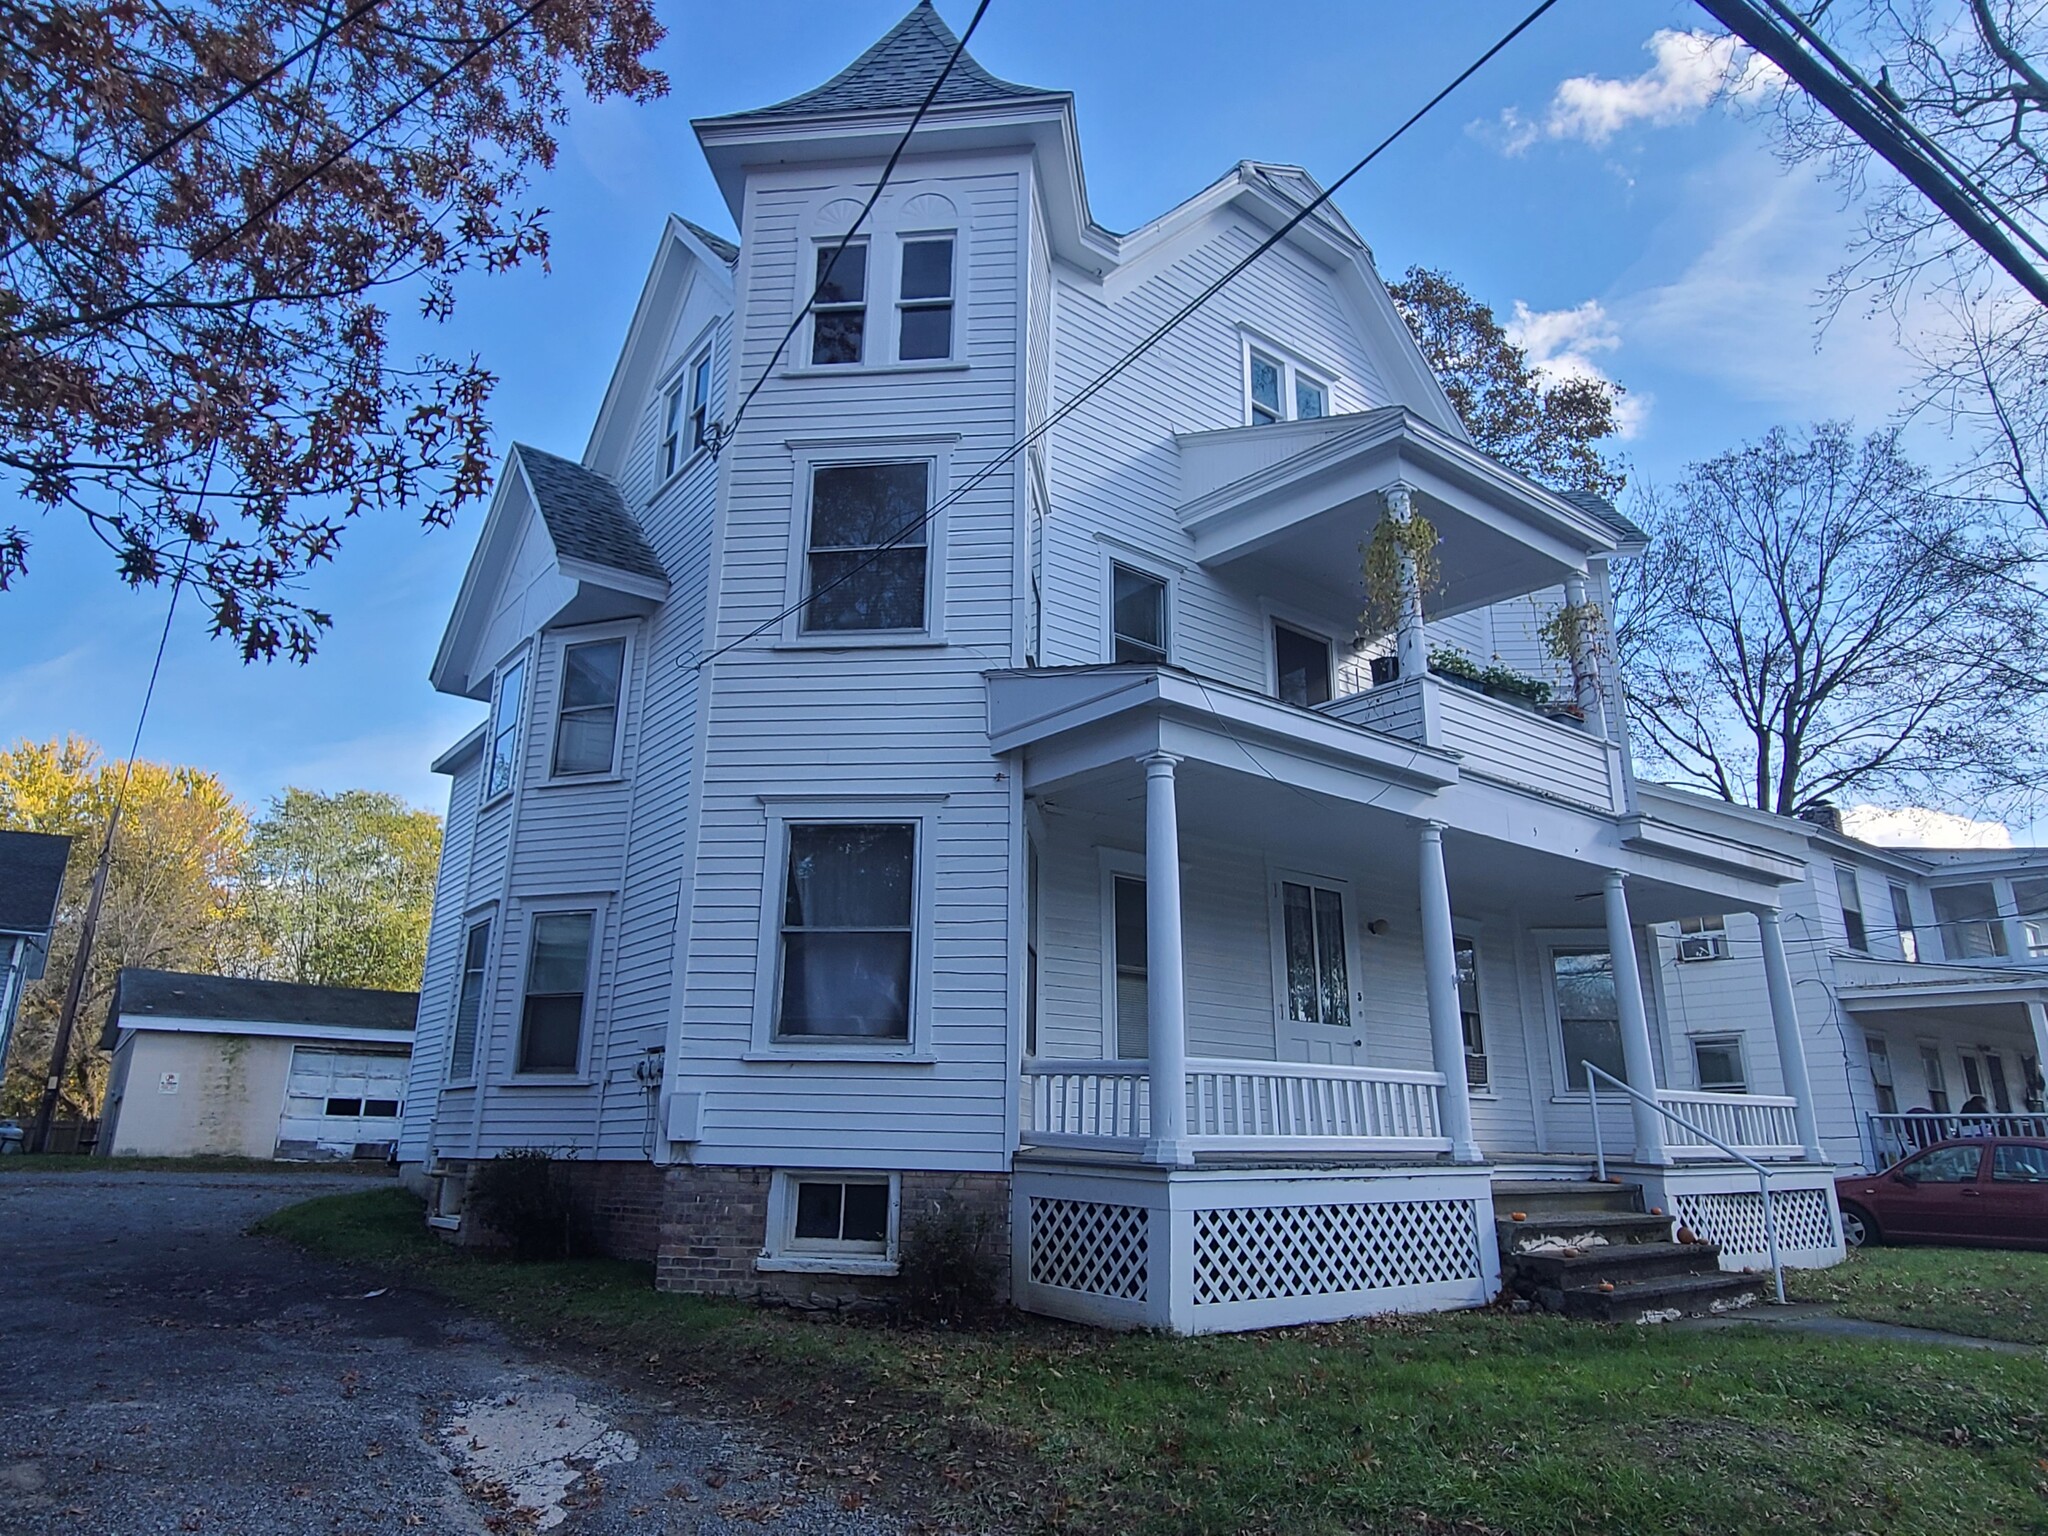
<box><xmin>1637</xmin><ymin>797</ymin><xmax>2048</xmax><ymax>1174</ymax></box>
<box><xmin>398</xmin><ymin>3</ymin><xmax>1849</xmax><ymax>1334</ymax></box>
<box><xmin>100</xmin><ymin>970</ymin><xmax>416</xmax><ymax>1160</ymax></box>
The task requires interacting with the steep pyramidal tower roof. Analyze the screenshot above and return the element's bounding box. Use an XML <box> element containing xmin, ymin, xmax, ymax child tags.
<box><xmin>724</xmin><ymin>1</ymin><xmax>1058</xmax><ymax>120</ymax></box>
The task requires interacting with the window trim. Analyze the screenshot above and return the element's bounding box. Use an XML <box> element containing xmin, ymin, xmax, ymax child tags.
<box><xmin>482</xmin><ymin>648</ymin><xmax>531</xmax><ymax>807</ymax></box>
<box><xmin>1096</xmin><ymin>847</ymin><xmax>1147</xmax><ymax>1061</ymax></box>
<box><xmin>1238</xmin><ymin>330</ymin><xmax>1337</xmax><ymax>427</ymax></box>
<box><xmin>1689</xmin><ymin>1032</ymin><xmax>1749</xmax><ymax>1094</ymax></box>
<box><xmin>894</xmin><ymin>231</ymin><xmax>956</xmax><ymax>363</ymax></box>
<box><xmin>542</xmin><ymin>624</ymin><xmax>634</xmax><ymax>785</ymax></box>
<box><xmin>807</xmin><ymin>235</ymin><xmax>870</xmax><ymax>367</ymax></box>
<box><xmin>758</xmin><ymin>1170</ymin><xmax>901</xmax><ymax>1275</ymax></box>
<box><xmin>777</xmin><ymin>437</ymin><xmax>956</xmax><ymax>648</ymax></box>
<box><xmin>751</xmin><ymin>798</ymin><xmax>944</xmax><ymax>1061</ymax></box>
<box><xmin>445</xmin><ymin>908</ymin><xmax>497</xmax><ymax>1086</ymax></box>
<box><xmin>508</xmin><ymin>897</ymin><xmax>606</xmax><ymax>1083</ymax></box>
<box><xmin>1096</xmin><ymin>542</ymin><xmax>1178</xmax><ymax>667</ymax></box>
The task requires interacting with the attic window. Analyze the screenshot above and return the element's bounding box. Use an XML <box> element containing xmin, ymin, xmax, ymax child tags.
<box><xmin>1244</xmin><ymin>339</ymin><xmax>1333</xmax><ymax>427</ymax></box>
<box><xmin>811</xmin><ymin>241</ymin><xmax>868</xmax><ymax>365</ymax></box>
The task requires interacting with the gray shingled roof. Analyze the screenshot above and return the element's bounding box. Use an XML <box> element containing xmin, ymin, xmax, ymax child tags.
<box><xmin>680</xmin><ymin>218</ymin><xmax>739</xmax><ymax>266</ymax></box>
<box><xmin>516</xmin><ymin>444</ymin><xmax>667</xmax><ymax>585</ymax></box>
<box><xmin>103</xmin><ymin>968</ymin><xmax>417</xmax><ymax>1050</ymax></box>
<box><xmin>0</xmin><ymin>830</ymin><xmax>70</xmax><ymax>937</ymax></box>
<box><xmin>712</xmin><ymin>1</ymin><xmax>1058</xmax><ymax>122</ymax></box>
<box><xmin>1556</xmin><ymin>487</ymin><xmax>1650</xmax><ymax>546</ymax></box>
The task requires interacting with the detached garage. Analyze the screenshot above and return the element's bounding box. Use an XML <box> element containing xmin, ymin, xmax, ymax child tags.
<box><xmin>99</xmin><ymin>970</ymin><xmax>417</xmax><ymax>1160</ymax></box>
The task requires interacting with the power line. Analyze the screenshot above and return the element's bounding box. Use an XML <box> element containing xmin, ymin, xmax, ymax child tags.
<box><xmin>711</xmin><ymin>0</ymin><xmax>994</xmax><ymax>454</ymax></box>
<box><xmin>0</xmin><ymin>0</ymin><xmax>388</xmax><ymax>266</ymax></box>
<box><xmin>696</xmin><ymin>0</ymin><xmax>1562</xmax><ymax>669</ymax></box>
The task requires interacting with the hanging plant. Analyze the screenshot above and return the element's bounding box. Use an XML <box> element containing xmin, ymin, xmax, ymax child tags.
<box><xmin>1358</xmin><ymin>510</ymin><xmax>1441</xmax><ymax>637</ymax></box>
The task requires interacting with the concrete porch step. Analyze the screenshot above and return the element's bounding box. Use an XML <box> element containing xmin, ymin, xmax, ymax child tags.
<box><xmin>1556</xmin><ymin>1269</ymin><xmax>1766</xmax><ymax>1323</ymax></box>
<box><xmin>1496</xmin><ymin>1210</ymin><xmax>1675</xmax><ymax>1254</ymax></box>
<box><xmin>1509</xmin><ymin>1240</ymin><xmax>1725</xmax><ymax>1292</ymax></box>
<box><xmin>1492</xmin><ymin>1179</ymin><xmax>1642</xmax><ymax>1218</ymax></box>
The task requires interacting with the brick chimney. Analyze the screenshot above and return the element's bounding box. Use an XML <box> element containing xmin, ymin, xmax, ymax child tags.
<box><xmin>1796</xmin><ymin>799</ymin><xmax>1844</xmax><ymax>834</ymax></box>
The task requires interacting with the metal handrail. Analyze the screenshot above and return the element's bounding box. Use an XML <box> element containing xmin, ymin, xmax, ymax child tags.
<box><xmin>1585</xmin><ymin>1060</ymin><xmax>1787</xmax><ymax>1306</ymax></box>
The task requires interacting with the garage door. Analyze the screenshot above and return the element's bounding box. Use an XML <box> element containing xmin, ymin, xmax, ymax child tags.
<box><xmin>276</xmin><ymin>1046</ymin><xmax>408</xmax><ymax>1160</ymax></box>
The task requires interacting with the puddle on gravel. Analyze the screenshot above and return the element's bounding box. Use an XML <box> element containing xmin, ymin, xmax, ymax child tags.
<box><xmin>439</xmin><ymin>1389</ymin><xmax>639</xmax><ymax>1529</ymax></box>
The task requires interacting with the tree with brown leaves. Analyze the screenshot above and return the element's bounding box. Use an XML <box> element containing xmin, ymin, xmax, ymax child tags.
<box><xmin>0</xmin><ymin>0</ymin><xmax>664</xmax><ymax>661</ymax></box>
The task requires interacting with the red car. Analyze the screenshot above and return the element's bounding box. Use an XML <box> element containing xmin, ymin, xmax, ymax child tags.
<box><xmin>1837</xmin><ymin>1136</ymin><xmax>2048</xmax><ymax>1251</ymax></box>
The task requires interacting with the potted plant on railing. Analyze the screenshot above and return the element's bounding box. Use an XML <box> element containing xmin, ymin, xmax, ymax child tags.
<box><xmin>1427</xmin><ymin>648</ymin><xmax>1554</xmax><ymax>712</ymax></box>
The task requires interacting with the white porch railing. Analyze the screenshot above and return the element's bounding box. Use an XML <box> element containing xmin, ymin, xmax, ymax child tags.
<box><xmin>1867</xmin><ymin>1111</ymin><xmax>2048</xmax><ymax>1168</ymax></box>
<box><xmin>1655</xmin><ymin>1089</ymin><xmax>1805</xmax><ymax>1161</ymax></box>
<box><xmin>1022</xmin><ymin>1058</ymin><xmax>1451</xmax><ymax>1155</ymax></box>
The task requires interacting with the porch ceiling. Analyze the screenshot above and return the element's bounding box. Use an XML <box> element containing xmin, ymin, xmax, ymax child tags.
<box><xmin>1173</xmin><ymin>409</ymin><xmax>1623</xmax><ymax>621</ymax></box>
<box><xmin>1034</xmin><ymin>753</ymin><xmax>1779</xmax><ymax>929</ymax></box>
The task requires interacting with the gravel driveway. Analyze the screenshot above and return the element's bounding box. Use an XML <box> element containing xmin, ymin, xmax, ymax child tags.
<box><xmin>0</xmin><ymin>1171</ymin><xmax>906</xmax><ymax>1536</ymax></box>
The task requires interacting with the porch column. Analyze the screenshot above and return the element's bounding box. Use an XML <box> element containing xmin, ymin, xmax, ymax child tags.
<box><xmin>1758</xmin><ymin>909</ymin><xmax>1827</xmax><ymax>1162</ymax></box>
<box><xmin>1417</xmin><ymin>822</ymin><xmax>1483</xmax><ymax>1163</ymax></box>
<box><xmin>1140</xmin><ymin>752</ymin><xmax>1192</xmax><ymax>1167</ymax></box>
<box><xmin>1384</xmin><ymin>483</ymin><xmax>1429</xmax><ymax>682</ymax></box>
<box><xmin>1602</xmin><ymin>872</ymin><xmax>1670</xmax><ymax>1165</ymax></box>
<box><xmin>1560</xmin><ymin>573</ymin><xmax>1603</xmax><ymax>723</ymax></box>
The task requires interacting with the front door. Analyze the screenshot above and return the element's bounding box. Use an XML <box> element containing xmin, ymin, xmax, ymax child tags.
<box><xmin>1272</xmin><ymin>873</ymin><xmax>1364</xmax><ymax>1065</ymax></box>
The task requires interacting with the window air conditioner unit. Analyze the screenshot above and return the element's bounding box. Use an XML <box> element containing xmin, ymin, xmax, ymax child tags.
<box><xmin>1677</xmin><ymin>932</ymin><xmax>1726</xmax><ymax>962</ymax></box>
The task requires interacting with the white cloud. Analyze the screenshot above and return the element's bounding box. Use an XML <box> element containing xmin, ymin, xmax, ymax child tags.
<box><xmin>1843</xmin><ymin>804</ymin><xmax>2013</xmax><ymax>850</ymax></box>
<box><xmin>1503</xmin><ymin>298</ymin><xmax>1649</xmax><ymax>437</ymax></box>
<box><xmin>1496</xmin><ymin>30</ymin><xmax>1784</xmax><ymax>152</ymax></box>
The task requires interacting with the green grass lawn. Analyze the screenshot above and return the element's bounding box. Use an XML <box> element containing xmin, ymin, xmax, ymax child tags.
<box><xmin>1791</xmin><ymin>1243</ymin><xmax>2048</xmax><ymax>1345</ymax></box>
<box><xmin>1</xmin><ymin>1153</ymin><xmax>395</xmax><ymax>1175</ymax></box>
<box><xmin>260</xmin><ymin>1188</ymin><xmax>2048</xmax><ymax>1536</ymax></box>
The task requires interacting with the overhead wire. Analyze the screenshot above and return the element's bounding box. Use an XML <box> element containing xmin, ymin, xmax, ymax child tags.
<box><xmin>694</xmin><ymin>0</ymin><xmax>1563</xmax><ymax>669</ymax></box>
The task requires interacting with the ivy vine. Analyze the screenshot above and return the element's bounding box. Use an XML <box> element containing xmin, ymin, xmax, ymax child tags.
<box><xmin>1358</xmin><ymin>510</ymin><xmax>1441</xmax><ymax>637</ymax></box>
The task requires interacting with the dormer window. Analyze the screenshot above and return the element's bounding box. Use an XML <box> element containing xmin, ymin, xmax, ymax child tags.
<box><xmin>897</xmin><ymin>236</ymin><xmax>954</xmax><ymax>361</ymax></box>
<box><xmin>811</xmin><ymin>240</ymin><xmax>868</xmax><ymax>365</ymax></box>
<box><xmin>1244</xmin><ymin>338</ymin><xmax>1332</xmax><ymax>427</ymax></box>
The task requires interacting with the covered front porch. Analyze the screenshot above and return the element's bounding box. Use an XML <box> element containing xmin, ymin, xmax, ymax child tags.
<box><xmin>995</xmin><ymin>665</ymin><xmax>1843</xmax><ymax>1329</ymax></box>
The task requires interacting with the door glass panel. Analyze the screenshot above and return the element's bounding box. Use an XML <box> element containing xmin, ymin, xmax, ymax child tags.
<box><xmin>1553</xmin><ymin>949</ymin><xmax>1627</xmax><ymax>1086</ymax></box>
<box><xmin>1281</xmin><ymin>882</ymin><xmax>1320</xmax><ymax>1024</ymax></box>
<box><xmin>1313</xmin><ymin>886</ymin><xmax>1350</xmax><ymax>1028</ymax></box>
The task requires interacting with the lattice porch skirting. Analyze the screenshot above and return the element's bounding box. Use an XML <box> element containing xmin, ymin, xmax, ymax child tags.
<box><xmin>1632</xmin><ymin>1164</ymin><xmax>1846</xmax><ymax>1271</ymax></box>
<box><xmin>1012</xmin><ymin>1158</ymin><xmax>1500</xmax><ymax>1333</ymax></box>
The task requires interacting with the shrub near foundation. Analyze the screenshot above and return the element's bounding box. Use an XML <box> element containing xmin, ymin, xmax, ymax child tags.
<box><xmin>895</xmin><ymin>1202</ymin><xmax>1003</xmax><ymax>1323</ymax></box>
<box><xmin>465</xmin><ymin>1148</ymin><xmax>591</xmax><ymax>1260</ymax></box>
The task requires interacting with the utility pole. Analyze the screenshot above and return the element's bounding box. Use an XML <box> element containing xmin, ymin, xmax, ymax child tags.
<box><xmin>29</xmin><ymin>828</ymin><xmax>113</xmax><ymax>1154</ymax></box>
<box><xmin>1694</xmin><ymin>0</ymin><xmax>2048</xmax><ymax>308</ymax></box>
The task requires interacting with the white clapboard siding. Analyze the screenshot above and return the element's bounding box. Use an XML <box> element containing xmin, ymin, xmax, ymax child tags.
<box><xmin>1435</xmin><ymin>684</ymin><xmax>1614</xmax><ymax>810</ymax></box>
<box><xmin>398</xmin><ymin>750</ymin><xmax>481</xmax><ymax>1163</ymax></box>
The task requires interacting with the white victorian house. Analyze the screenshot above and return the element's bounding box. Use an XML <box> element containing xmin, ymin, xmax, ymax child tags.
<box><xmin>398</xmin><ymin>3</ymin><xmax>1845</xmax><ymax>1334</ymax></box>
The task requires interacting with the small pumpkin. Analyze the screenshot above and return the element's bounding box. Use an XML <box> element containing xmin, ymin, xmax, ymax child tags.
<box><xmin>1509</xmin><ymin>1211</ymin><xmax>1527</xmax><ymax>1221</ymax></box>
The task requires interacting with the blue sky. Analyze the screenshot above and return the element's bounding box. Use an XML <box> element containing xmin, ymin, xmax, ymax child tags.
<box><xmin>0</xmin><ymin>1</ymin><xmax>1954</xmax><ymax>824</ymax></box>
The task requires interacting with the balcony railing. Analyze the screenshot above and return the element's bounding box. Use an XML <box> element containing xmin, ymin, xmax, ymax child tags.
<box><xmin>1654</xmin><ymin>1089</ymin><xmax>1805</xmax><ymax>1161</ymax></box>
<box><xmin>1867</xmin><ymin>1111</ymin><xmax>2048</xmax><ymax>1168</ymax></box>
<box><xmin>1022</xmin><ymin>1058</ymin><xmax>1450</xmax><ymax>1155</ymax></box>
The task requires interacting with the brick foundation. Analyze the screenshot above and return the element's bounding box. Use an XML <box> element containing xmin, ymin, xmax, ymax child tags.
<box><xmin>655</xmin><ymin>1164</ymin><xmax>1012</xmax><ymax>1308</ymax></box>
<box><xmin>557</xmin><ymin>1159</ymin><xmax>666</xmax><ymax>1262</ymax></box>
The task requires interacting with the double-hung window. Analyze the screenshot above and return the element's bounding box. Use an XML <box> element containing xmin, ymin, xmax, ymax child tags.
<box><xmin>1921</xmin><ymin>1044</ymin><xmax>1951</xmax><ymax>1113</ymax></box>
<box><xmin>1110</xmin><ymin>563</ymin><xmax>1168</xmax><ymax>664</ymax></box>
<box><xmin>1890</xmin><ymin>883</ymin><xmax>1919</xmax><ymax>962</ymax></box>
<box><xmin>1455</xmin><ymin>937</ymin><xmax>1486</xmax><ymax>1088</ymax></box>
<box><xmin>803</xmin><ymin>462</ymin><xmax>930</xmax><ymax>633</ymax></box>
<box><xmin>447</xmin><ymin>919</ymin><xmax>492</xmax><ymax>1081</ymax></box>
<box><xmin>1112</xmin><ymin>874</ymin><xmax>1148</xmax><ymax>1058</ymax></box>
<box><xmin>486</xmin><ymin>656</ymin><xmax>526</xmax><ymax>800</ymax></box>
<box><xmin>1245</xmin><ymin>342</ymin><xmax>1332</xmax><ymax>426</ymax></box>
<box><xmin>810</xmin><ymin>241</ymin><xmax>868</xmax><ymax>365</ymax></box>
<box><xmin>1691</xmin><ymin>1034</ymin><xmax>1748</xmax><ymax>1093</ymax></box>
<box><xmin>688</xmin><ymin>349</ymin><xmax>714</xmax><ymax>455</ymax></box>
<box><xmin>1836</xmin><ymin>864</ymin><xmax>1868</xmax><ymax>950</ymax></box>
<box><xmin>517</xmin><ymin>910</ymin><xmax>595</xmax><ymax>1075</ymax></box>
<box><xmin>551</xmin><ymin>637</ymin><xmax>626</xmax><ymax>777</ymax></box>
<box><xmin>776</xmin><ymin>823</ymin><xmax>916</xmax><ymax>1040</ymax></box>
<box><xmin>1553</xmin><ymin>948</ymin><xmax>1626</xmax><ymax>1087</ymax></box>
<box><xmin>1933</xmin><ymin>881</ymin><xmax>2006</xmax><ymax>958</ymax></box>
<box><xmin>1867</xmin><ymin>1033</ymin><xmax>1898</xmax><ymax>1114</ymax></box>
<box><xmin>660</xmin><ymin>379</ymin><xmax>685</xmax><ymax>480</ymax></box>
<box><xmin>897</xmin><ymin>236</ymin><xmax>954</xmax><ymax>361</ymax></box>
<box><xmin>1676</xmin><ymin>914</ymin><xmax>1727</xmax><ymax>961</ymax></box>
<box><xmin>2014</xmin><ymin>876</ymin><xmax>2048</xmax><ymax>957</ymax></box>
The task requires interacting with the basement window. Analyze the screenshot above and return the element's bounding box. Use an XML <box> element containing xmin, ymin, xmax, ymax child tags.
<box><xmin>759</xmin><ymin>1172</ymin><xmax>900</xmax><ymax>1274</ymax></box>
